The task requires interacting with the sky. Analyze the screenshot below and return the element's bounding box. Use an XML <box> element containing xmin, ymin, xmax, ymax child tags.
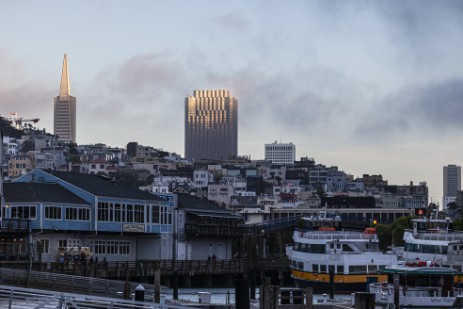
<box><xmin>1</xmin><ymin>0</ymin><xmax>463</xmax><ymax>206</ymax></box>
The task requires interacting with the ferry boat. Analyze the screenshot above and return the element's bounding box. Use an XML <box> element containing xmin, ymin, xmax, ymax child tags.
<box><xmin>402</xmin><ymin>212</ymin><xmax>463</xmax><ymax>273</ymax></box>
<box><xmin>286</xmin><ymin>210</ymin><xmax>397</xmax><ymax>293</ymax></box>
<box><xmin>370</xmin><ymin>263</ymin><xmax>463</xmax><ymax>308</ymax></box>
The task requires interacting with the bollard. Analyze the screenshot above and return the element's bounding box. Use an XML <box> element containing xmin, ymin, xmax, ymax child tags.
<box><xmin>235</xmin><ymin>273</ymin><xmax>250</xmax><ymax>309</ymax></box>
<box><xmin>135</xmin><ymin>284</ymin><xmax>145</xmax><ymax>302</ymax></box>
<box><xmin>354</xmin><ymin>292</ymin><xmax>375</xmax><ymax>309</ymax></box>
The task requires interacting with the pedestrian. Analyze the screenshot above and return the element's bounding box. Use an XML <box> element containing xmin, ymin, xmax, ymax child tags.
<box><xmin>212</xmin><ymin>253</ymin><xmax>217</xmax><ymax>269</ymax></box>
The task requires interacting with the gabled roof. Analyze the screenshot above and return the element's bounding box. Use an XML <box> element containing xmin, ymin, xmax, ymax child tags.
<box><xmin>177</xmin><ymin>193</ymin><xmax>243</xmax><ymax>220</ymax></box>
<box><xmin>39</xmin><ymin>170</ymin><xmax>163</xmax><ymax>201</ymax></box>
<box><xmin>4</xmin><ymin>182</ymin><xmax>89</xmax><ymax>205</ymax></box>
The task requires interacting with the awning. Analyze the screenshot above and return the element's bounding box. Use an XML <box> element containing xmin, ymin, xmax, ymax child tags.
<box><xmin>186</xmin><ymin>210</ymin><xmax>243</xmax><ymax>219</ymax></box>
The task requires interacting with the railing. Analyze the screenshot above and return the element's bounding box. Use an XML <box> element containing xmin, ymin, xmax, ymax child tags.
<box><xmin>405</xmin><ymin>230</ymin><xmax>463</xmax><ymax>241</ymax></box>
<box><xmin>0</xmin><ymin>258</ymin><xmax>290</xmax><ymax>278</ymax></box>
<box><xmin>184</xmin><ymin>223</ymin><xmax>253</xmax><ymax>237</ymax></box>
<box><xmin>370</xmin><ymin>282</ymin><xmax>463</xmax><ymax>298</ymax></box>
<box><xmin>0</xmin><ymin>218</ymin><xmax>31</xmax><ymax>232</ymax></box>
<box><xmin>297</xmin><ymin>231</ymin><xmax>377</xmax><ymax>241</ymax></box>
<box><xmin>0</xmin><ymin>267</ymin><xmax>153</xmax><ymax>298</ymax></box>
<box><xmin>0</xmin><ymin>284</ymin><xmax>195</xmax><ymax>309</ymax></box>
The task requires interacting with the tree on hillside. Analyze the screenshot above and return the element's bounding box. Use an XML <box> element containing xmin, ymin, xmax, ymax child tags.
<box><xmin>0</xmin><ymin>116</ymin><xmax>23</xmax><ymax>139</ymax></box>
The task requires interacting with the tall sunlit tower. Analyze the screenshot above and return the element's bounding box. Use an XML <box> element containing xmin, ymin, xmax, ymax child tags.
<box><xmin>53</xmin><ymin>54</ymin><xmax>76</xmax><ymax>143</ymax></box>
<box><xmin>185</xmin><ymin>89</ymin><xmax>238</xmax><ymax>161</ymax></box>
<box><xmin>443</xmin><ymin>164</ymin><xmax>461</xmax><ymax>209</ymax></box>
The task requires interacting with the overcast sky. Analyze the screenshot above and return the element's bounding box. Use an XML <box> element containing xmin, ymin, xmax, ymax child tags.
<box><xmin>1</xmin><ymin>0</ymin><xmax>462</xmax><ymax>205</ymax></box>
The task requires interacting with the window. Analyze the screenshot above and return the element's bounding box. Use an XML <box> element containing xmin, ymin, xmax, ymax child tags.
<box><xmin>134</xmin><ymin>205</ymin><xmax>144</xmax><ymax>223</ymax></box>
<box><xmin>98</xmin><ymin>202</ymin><xmax>110</xmax><ymax>221</ymax></box>
<box><xmin>349</xmin><ymin>265</ymin><xmax>367</xmax><ymax>273</ymax></box>
<box><xmin>93</xmin><ymin>240</ymin><xmax>130</xmax><ymax>256</ymax></box>
<box><xmin>79</xmin><ymin>208</ymin><xmax>90</xmax><ymax>221</ymax></box>
<box><xmin>114</xmin><ymin>203</ymin><xmax>122</xmax><ymax>222</ymax></box>
<box><xmin>11</xmin><ymin>206</ymin><xmax>36</xmax><ymax>219</ymax></box>
<box><xmin>59</xmin><ymin>239</ymin><xmax>67</xmax><ymax>249</ymax></box>
<box><xmin>45</xmin><ymin>206</ymin><xmax>62</xmax><ymax>220</ymax></box>
<box><xmin>66</xmin><ymin>207</ymin><xmax>90</xmax><ymax>221</ymax></box>
<box><xmin>37</xmin><ymin>239</ymin><xmax>50</xmax><ymax>254</ymax></box>
<box><xmin>152</xmin><ymin>205</ymin><xmax>160</xmax><ymax>223</ymax></box>
<box><xmin>161</xmin><ymin>207</ymin><xmax>173</xmax><ymax>225</ymax></box>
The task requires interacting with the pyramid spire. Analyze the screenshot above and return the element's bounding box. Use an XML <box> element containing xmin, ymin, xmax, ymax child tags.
<box><xmin>59</xmin><ymin>53</ymin><xmax>71</xmax><ymax>97</ymax></box>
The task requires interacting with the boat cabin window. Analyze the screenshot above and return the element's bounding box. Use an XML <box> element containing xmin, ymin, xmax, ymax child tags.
<box><xmin>342</xmin><ymin>244</ymin><xmax>354</xmax><ymax>252</ymax></box>
<box><xmin>349</xmin><ymin>265</ymin><xmax>367</xmax><ymax>273</ymax></box>
<box><xmin>320</xmin><ymin>265</ymin><xmax>327</xmax><ymax>273</ymax></box>
<box><xmin>297</xmin><ymin>262</ymin><xmax>303</xmax><ymax>270</ymax></box>
<box><xmin>337</xmin><ymin>265</ymin><xmax>344</xmax><ymax>273</ymax></box>
<box><xmin>393</xmin><ymin>274</ymin><xmax>454</xmax><ymax>289</ymax></box>
<box><xmin>367</xmin><ymin>265</ymin><xmax>377</xmax><ymax>272</ymax></box>
<box><xmin>404</xmin><ymin>243</ymin><xmax>448</xmax><ymax>254</ymax></box>
<box><xmin>312</xmin><ymin>264</ymin><xmax>318</xmax><ymax>272</ymax></box>
<box><xmin>295</xmin><ymin>243</ymin><xmax>325</xmax><ymax>253</ymax></box>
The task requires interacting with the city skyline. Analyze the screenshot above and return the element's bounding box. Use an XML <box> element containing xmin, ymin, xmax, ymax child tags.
<box><xmin>1</xmin><ymin>1</ymin><xmax>463</xmax><ymax>204</ymax></box>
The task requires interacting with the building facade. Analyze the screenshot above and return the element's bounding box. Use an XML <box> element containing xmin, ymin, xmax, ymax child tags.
<box><xmin>264</xmin><ymin>141</ymin><xmax>296</xmax><ymax>165</ymax></box>
<box><xmin>53</xmin><ymin>54</ymin><xmax>76</xmax><ymax>143</ymax></box>
<box><xmin>443</xmin><ymin>164</ymin><xmax>461</xmax><ymax>209</ymax></box>
<box><xmin>185</xmin><ymin>89</ymin><xmax>238</xmax><ymax>161</ymax></box>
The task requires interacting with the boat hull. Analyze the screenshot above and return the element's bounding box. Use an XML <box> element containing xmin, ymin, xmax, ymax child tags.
<box><xmin>291</xmin><ymin>270</ymin><xmax>388</xmax><ymax>293</ymax></box>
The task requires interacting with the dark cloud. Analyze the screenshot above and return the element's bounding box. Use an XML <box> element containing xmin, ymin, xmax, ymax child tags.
<box><xmin>356</xmin><ymin>78</ymin><xmax>463</xmax><ymax>140</ymax></box>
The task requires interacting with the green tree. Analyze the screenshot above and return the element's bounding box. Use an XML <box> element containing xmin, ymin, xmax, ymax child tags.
<box><xmin>115</xmin><ymin>170</ymin><xmax>140</xmax><ymax>187</ymax></box>
<box><xmin>453</xmin><ymin>218</ymin><xmax>463</xmax><ymax>231</ymax></box>
<box><xmin>390</xmin><ymin>216</ymin><xmax>412</xmax><ymax>246</ymax></box>
<box><xmin>375</xmin><ymin>224</ymin><xmax>392</xmax><ymax>252</ymax></box>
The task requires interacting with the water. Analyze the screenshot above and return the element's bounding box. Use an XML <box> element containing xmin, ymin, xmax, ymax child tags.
<box><xmin>161</xmin><ymin>287</ymin><xmax>241</xmax><ymax>304</ymax></box>
<box><xmin>161</xmin><ymin>287</ymin><xmax>353</xmax><ymax>305</ymax></box>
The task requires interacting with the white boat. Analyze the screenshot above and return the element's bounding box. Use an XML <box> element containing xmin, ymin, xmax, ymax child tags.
<box><xmin>402</xmin><ymin>213</ymin><xmax>463</xmax><ymax>277</ymax></box>
<box><xmin>286</xmin><ymin>210</ymin><xmax>397</xmax><ymax>293</ymax></box>
<box><xmin>370</xmin><ymin>263</ymin><xmax>463</xmax><ymax>308</ymax></box>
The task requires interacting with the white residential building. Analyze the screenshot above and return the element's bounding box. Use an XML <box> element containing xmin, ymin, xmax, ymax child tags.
<box><xmin>193</xmin><ymin>170</ymin><xmax>213</xmax><ymax>189</ymax></box>
<box><xmin>208</xmin><ymin>184</ymin><xmax>234</xmax><ymax>206</ymax></box>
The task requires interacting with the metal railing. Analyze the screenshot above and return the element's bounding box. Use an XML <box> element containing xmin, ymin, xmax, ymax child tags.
<box><xmin>0</xmin><ymin>258</ymin><xmax>290</xmax><ymax>278</ymax></box>
<box><xmin>0</xmin><ymin>284</ymin><xmax>195</xmax><ymax>309</ymax></box>
<box><xmin>0</xmin><ymin>267</ymin><xmax>152</xmax><ymax>298</ymax></box>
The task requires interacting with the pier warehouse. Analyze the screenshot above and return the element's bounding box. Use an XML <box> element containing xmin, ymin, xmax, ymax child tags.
<box><xmin>1</xmin><ymin>169</ymin><xmax>243</xmax><ymax>263</ymax></box>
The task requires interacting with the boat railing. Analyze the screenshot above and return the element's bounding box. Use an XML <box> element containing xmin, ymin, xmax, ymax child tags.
<box><xmin>370</xmin><ymin>282</ymin><xmax>463</xmax><ymax>298</ymax></box>
<box><xmin>296</xmin><ymin>231</ymin><xmax>377</xmax><ymax>241</ymax></box>
<box><xmin>405</xmin><ymin>229</ymin><xmax>463</xmax><ymax>241</ymax></box>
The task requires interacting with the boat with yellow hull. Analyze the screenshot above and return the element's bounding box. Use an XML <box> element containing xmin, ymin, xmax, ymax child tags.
<box><xmin>286</xmin><ymin>210</ymin><xmax>397</xmax><ymax>293</ymax></box>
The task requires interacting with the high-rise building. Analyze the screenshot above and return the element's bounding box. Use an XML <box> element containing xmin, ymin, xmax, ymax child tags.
<box><xmin>53</xmin><ymin>54</ymin><xmax>76</xmax><ymax>143</ymax></box>
<box><xmin>185</xmin><ymin>89</ymin><xmax>237</xmax><ymax>160</ymax></box>
<box><xmin>443</xmin><ymin>164</ymin><xmax>461</xmax><ymax>209</ymax></box>
<box><xmin>264</xmin><ymin>141</ymin><xmax>296</xmax><ymax>165</ymax></box>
